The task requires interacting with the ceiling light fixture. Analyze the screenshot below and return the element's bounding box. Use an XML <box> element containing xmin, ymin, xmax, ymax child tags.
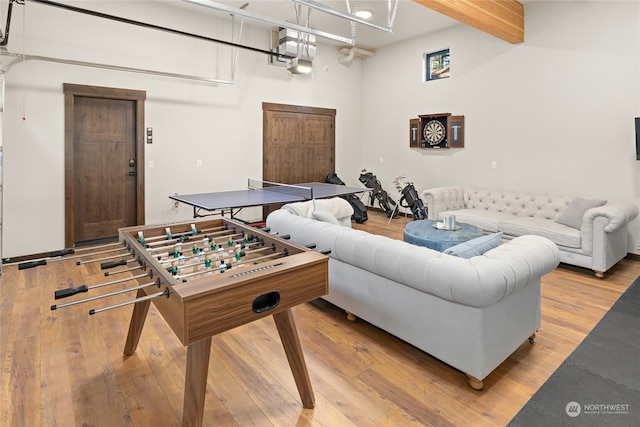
<box><xmin>354</xmin><ymin>10</ymin><xmax>373</xmax><ymax>20</ymax></box>
<box><xmin>287</xmin><ymin>57</ymin><xmax>312</xmax><ymax>74</ymax></box>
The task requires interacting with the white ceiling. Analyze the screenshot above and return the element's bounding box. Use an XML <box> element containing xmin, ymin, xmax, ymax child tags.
<box><xmin>174</xmin><ymin>0</ymin><xmax>461</xmax><ymax>50</ymax></box>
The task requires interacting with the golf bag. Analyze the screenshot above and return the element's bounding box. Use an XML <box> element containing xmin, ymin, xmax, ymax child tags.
<box><xmin>325</xmin><ymin>172</ymin><xmax>368</xmax><ymax>223</ymax></box>
<box><xmin>358</xmin><ymin>170</ymin><xmax>398</xmax><ymax>218</ymax></box>
<box><xmin>394</xmin><ymin>175</ymin><xmax>428</xmax><ymax>220</ymax></box>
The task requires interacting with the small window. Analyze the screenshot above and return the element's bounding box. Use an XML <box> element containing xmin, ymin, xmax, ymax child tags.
<box><xmin>425</xmin><ymin>49</ymin><xmax>450</xmax><ymax>81</ymax></box>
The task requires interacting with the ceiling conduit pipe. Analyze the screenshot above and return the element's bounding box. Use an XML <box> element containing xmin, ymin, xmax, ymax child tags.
<box><xmin>230</xmin><ymin>3</ymin><xmax>248</xmax><ymax>81</ymax></box>
<box><xmin>0</xmin><ymin>51</ymin><xmax>238</xmax><ymax>85</ymax></box>
<box><xmin>0</xmin><ymin>0</ymin><xmax>21</xmax><ymax>47</ymax></box>
<box><xmin>338</xmin><ymin>46</ymin><xmax>375</xmax><ymax>63</ymax></box>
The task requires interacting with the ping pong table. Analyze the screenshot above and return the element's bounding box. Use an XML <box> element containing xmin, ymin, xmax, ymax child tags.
<box><xmin>170</xmin><ymin>179</ymin><xmax>368</xmax><ymax>219</ymax></box>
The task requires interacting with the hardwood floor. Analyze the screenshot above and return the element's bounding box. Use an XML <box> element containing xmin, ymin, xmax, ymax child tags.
<box><xmin>1</xmin><ymin>210</ymin><xmax>638</xmax><ymax>426</ymax></box>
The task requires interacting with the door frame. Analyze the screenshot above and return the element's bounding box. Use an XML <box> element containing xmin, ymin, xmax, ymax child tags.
<box><xmin>63</xmin><ymin>83</ymin><xmax>146</xmax><ymax>247</ymax></box>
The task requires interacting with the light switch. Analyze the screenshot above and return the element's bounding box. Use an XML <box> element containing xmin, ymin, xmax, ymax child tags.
<box><xmin>148</xmin><ymin>160</ymin><xmax>154</xmax><ymax>169</ymax></box>
<box><xmin>196</xmin><ymin>160</ymin><xmax>202</xmax><ymax>168</ymax></box>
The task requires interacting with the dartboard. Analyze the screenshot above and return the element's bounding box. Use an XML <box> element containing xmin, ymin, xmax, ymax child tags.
<box><xmin>423</xmin><ymin>120</ymin><xmax>446</xmax><ymax>145</ymax></box>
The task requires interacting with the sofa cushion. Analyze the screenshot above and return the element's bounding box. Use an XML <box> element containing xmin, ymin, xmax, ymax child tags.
<box><xmin>284</xmin><ymin>197</ymin><xmax>353</xmax><ymax>219</ymax></box>
<box><xmin>443</xmin><ymin>232</ymin><xmax>503</xmax><ymax>258</ymax></box>
<box><xmin>440</xmin><ymin>209</ymin><xmax>515</xmax><ymax>232</ymax></box>
<box><xmin>555</xmin><ymin>198</ymin><xmax>607</xmax><ymax>229</ymax></box>
<box><xmin>309</xmin><ymin>203</ymin><xmax>341</xmax><ymax>225</ymax></box>
<box><xmin>464</xmin><ymin>188</ymin><xmax>570</xmax><ymax>220</ymax></box>
<box><xmin>499</xmin><ymin>217</ymin><xmax>581</xmax><ymax>248</ymax></box>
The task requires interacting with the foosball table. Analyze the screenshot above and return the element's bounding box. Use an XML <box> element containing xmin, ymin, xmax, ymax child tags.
<box><xmin>50</xmin><ymin>217</ymin><xmax>329</xmax><ymax>426</ymax></box>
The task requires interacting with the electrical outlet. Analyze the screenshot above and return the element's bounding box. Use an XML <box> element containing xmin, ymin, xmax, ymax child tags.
<box><xmin>491</xmin><ymin>161</ymin><xmax>497</xmax><ymax>169</ymax></box>
<box><xmin>196</xmin><ymin>160</ymin><xmax>202</xmax><ymax>168</ymax></box>
<box><xmin>148</xmin><ymin>160</ymin><xmax>154</xmax><ymax>170</ymax></box>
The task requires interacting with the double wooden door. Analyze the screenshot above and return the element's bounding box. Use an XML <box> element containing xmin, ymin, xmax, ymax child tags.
<box><xmin>262</xmin><ymin>103</ymin><xmax>335</xmax><ymax>185</ymax></box>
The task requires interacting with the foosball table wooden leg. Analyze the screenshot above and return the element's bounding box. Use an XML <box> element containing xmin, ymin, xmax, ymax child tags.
<box><xmin>123</xmin><ymin>288</ymin><xmax>152</xmax><ymax>356</ymax></box>
<box><xmin>183</xmin><ymin>337</ymin><xmax>213</xmax><ymax>427</ymax></box>
<box><xmin>273</xmin><ymin>308</ymin><xmax>315</xmax><ymax>409</ymax></box>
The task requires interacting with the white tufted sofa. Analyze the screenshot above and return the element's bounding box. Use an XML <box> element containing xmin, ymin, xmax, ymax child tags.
<box><xmin>266</xmin><ymin>209</ymin><xmax>560</xmax><ymax>389</ymax></box>
<box><xmin>423</xmin><ymin>187</ymin><xmax>638</xmax><ymax>278</ymax></box>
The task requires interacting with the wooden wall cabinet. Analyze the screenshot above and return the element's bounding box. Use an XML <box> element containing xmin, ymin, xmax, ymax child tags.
<box><xmin>410</xmin><ymin>113</ymin><xmax>465</xmax><ymax>149</ymax></box>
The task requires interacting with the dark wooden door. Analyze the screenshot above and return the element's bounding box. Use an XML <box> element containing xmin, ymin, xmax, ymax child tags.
<box><xmin>74</xmin><ymin>97</ymin><xmax>136</xmax><ymax>241</ymax></box>
<box><xmin>64</xmin><ymin>84</ymin><xmax>146</xmax><ymax>246</ymax></box>
<box><xmin>262</xmin><ymin>103</ymin><xmax>335</xmax><ymax>219</ymax></box>
<box><xmin>262</xmin><ymin>103</ymin><xmax>335</xmax><ymax>184</ymax></box>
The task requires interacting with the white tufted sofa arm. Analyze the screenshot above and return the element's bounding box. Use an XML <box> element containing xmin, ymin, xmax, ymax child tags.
<box><xmin>281</xmin><ymin>197</ymin><xmax>354</xmax><ymax>227</ymax></box>
<box><xmin>581</xmin><ymin>202</ymin><xmax>639</xmax><ymax>233</ymax></box>
<box><xmin>423</xmin><ymin>186</ymin><xmax>466</xmax><ymax>220</ymax></box>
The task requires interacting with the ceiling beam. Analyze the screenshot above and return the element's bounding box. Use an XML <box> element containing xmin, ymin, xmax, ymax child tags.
<box><xmin>413</xmin><ymin>0</ymin><xmax>524</xmax><ymax>44</ymax></box>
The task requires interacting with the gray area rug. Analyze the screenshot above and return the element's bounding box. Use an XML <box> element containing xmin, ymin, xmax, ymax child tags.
<box><xmin>508</xmin><ymin>276</ymin><xmax>640</xmax><ymax>426</ymax></box>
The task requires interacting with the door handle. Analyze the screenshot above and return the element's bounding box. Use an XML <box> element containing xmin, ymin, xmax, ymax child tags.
<box><xmin>129</xmin><ymin>159</ymin><xmax>136</xmax><ymax>167</ymax></box>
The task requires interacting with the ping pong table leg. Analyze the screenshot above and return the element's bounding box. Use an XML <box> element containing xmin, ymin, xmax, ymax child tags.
<box><xmin>273</xmin><ymin>308</ymin><xmax>315</xmax><ymax>409</ymax></box>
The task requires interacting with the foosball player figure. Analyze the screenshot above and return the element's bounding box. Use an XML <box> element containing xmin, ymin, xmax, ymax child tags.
<box><xmin>178</xmin><ymin>253</ymin><xmax>186</xmax><ymax>266</ymax></box>
<box><xmin>204</xmin><ymin>254</ymin><xmax>212</xmax><ymax>268</ymax></box>
<box><xmin>219</xmin><ymin>260</ymin><xmax>229</xmax><ymax>273</ymax></box>
<box><xmin>234</xmin><ymin>250</ymin><xmax>243</xmax><ymax>261</ymax></box>
<box><xmin>198</xmin><ymin>248</ymin><xmax>205</xmax><ymax>262</ymax></box>
<box><xmin>137</xmin><ymin>231</ymin><xmax>145</xmax><ymax>245</ymax></box>
<box><xmin>191</xmin><ymin>223</ymin><xmax>199</xmax><ymax>235</ymax></box>
<box><xmin>227</xmin><ymin>236</ymin><xmax>234</xmax><ymax>247</ymax></box>
<box><xmin>169</xmin><ymin>261</ymin><xmax>179</xmax><ymax>276</ymax></box>
<box><xmin>217</xmin><ymin>247</ymin><xmax>225</xmax><ymax>259</ymax></box>
<box><xmin>243</xmin><ymin>233</ymin><xmax>249</xmax><ymax>243</ymax></box>
<box><xmin>165</xmin><ymin>227</ymin><xmax>172</xmax><ymax>240</ymax></box>
<box><xmin>209</xmin><ymin>240</ymin><xmax>217</xmax><ymax>251</ymax></box>
<box><xmin>192</xmin><ymin>243</ymin><xmax>199</xmax><ymax>255</ymax></box>
<box><xmin>203</xmin><ymin>236</ymin><xmax>210</xmax><ymax>247</ymax></box>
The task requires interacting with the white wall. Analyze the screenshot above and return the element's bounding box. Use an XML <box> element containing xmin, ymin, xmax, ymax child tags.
<box><xmin>360</xmin><ymin>0</ymin><xmax>640</xmax><ymax>251</ymax></box>
<box><xmin>1</xmin><ymin>1</ymin><xmax>364</xmax><ymax>258</ymax></box>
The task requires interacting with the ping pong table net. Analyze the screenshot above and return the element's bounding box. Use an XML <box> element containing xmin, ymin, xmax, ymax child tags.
<box><xmin>247</xmin><ymin>179</ymin><xmax>314</xmax><ymax>201</ymax></box>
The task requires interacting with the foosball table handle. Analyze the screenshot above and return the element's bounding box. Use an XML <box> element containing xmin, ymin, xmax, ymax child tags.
<box><xmin>101</xmin><ymin>259</ymin><xmax>127</xmax><ymax>270</ymax></box>
<box><xmin>18</xmin><ymin>260</ymin><xmax>47</xmax><ymax>270</ymax></box>
<box><xmin>54</xmin><ymin>285</ymin><xmax>89</xmax><ymax>300</ymax></box>
<box><xmin>50</xmin><ymin>248</ymin><xmax>75</xmax><ymax>258</ymax></box>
